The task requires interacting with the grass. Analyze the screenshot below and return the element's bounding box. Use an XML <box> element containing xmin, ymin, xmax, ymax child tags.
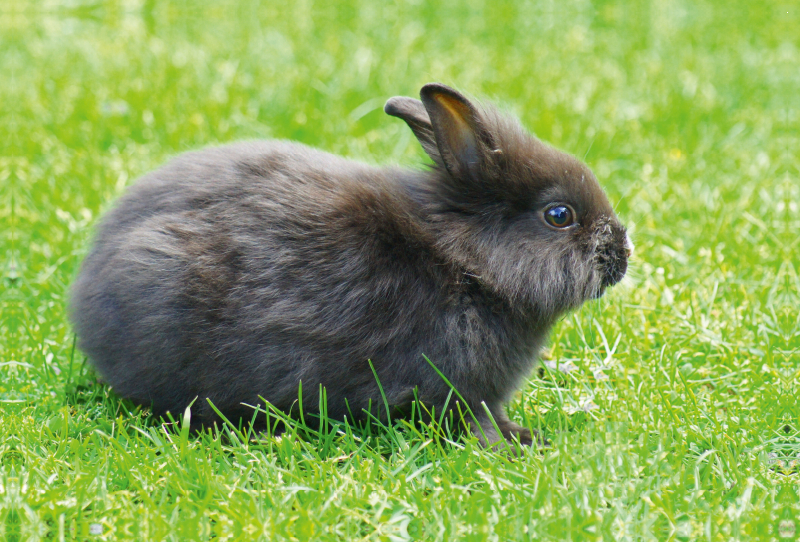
<box><xmin>2</xmin><ymin>0</ymin><xmax>798</xmax><ymax>540</ymax></box>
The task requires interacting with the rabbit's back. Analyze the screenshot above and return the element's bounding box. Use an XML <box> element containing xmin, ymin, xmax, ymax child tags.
<box><xmin>71</xmin><ymin>141</ymin><xmax>443</xmax><ymax>420</ymax></box>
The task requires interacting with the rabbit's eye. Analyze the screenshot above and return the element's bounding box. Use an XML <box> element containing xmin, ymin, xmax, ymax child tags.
<box><xmin>544</xmin><ymin>205</ymin><xmax>575</xmax><ymax>228</ymax></box>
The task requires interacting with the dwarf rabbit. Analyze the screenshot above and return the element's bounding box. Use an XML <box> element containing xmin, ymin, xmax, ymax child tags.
<box><xmin>70</xmin><ymin>83</ymin><xmax>632</xmax><ymax>446</ymax></box>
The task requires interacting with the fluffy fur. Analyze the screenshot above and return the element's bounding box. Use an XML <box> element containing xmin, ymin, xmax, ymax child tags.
<box><xmin>70</xmin><ymin>83</ymin><xmax>630</xmax><ymax>446</ymax></box>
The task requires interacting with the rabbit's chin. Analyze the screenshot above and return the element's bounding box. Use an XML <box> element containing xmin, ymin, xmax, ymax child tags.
<box><xmin>586</xmin><ymin>270</ymin><xmax>626</xmax><ymax>301</ymax></box>
<box><xmin>588</xmin><ymin>284</ymin><xmax>608</xmax><ymax>300</ymax></box>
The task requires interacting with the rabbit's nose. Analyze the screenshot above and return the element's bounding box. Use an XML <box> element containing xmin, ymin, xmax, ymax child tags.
<box><xmin>624</xmin><ymin>235</ymin><xmax>635</xmax><ymax>258</ymax></box>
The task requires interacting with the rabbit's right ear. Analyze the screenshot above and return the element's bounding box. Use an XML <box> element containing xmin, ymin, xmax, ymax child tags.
<box><xmin>419</xmin><ymin>83</ymin><xmax>496</xmax><ymax>181</ymax></box>
<box><xmin>385</xmin><ymin>96</ymin><xmax>444</xmax><ymax>167</ymax></box>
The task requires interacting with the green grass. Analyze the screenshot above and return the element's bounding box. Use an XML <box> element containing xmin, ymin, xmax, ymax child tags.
<box><xmin>2</xmin><ymin>0</ymin><xmax>798</xmax><ymax>540</ymax></box>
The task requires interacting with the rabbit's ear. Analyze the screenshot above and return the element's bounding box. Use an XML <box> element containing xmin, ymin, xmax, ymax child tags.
<box><xmin>420</xmin><ymin>83</ymin><xmax>496</xmax><ymax>179</ymax></box>
<box><xmin>385</xmin><ymin>96</ymin><xmax>443</xmax><ymax>166</ymax></box>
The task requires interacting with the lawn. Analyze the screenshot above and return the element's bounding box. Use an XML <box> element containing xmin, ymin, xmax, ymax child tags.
<box><xmin>2</xmin><ymin>0</ymin><xmax>798</xmax><ymax>540</ymax></box>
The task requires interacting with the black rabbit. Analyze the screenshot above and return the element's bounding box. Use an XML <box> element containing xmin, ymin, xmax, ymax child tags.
<box><xmin>70</xmin><ymin>83</ymin><xmax>632</xmax><ymax>446</ymax></box>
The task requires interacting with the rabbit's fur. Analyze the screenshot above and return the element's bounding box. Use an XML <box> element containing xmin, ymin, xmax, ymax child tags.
<box><xmin>70</xmin><ymin>83</ymin><xmax>630</xmax><ymax>446</ymax></box>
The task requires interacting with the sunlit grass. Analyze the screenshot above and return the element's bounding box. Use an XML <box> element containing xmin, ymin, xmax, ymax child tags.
<box><xmin>1</xmin><ymin>0</ymin><xmax>798</xmax><ymax>540</ymax></box>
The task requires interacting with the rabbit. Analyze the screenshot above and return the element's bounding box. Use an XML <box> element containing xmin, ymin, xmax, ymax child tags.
<box><xmin>70</xmin><ymin>83</ymin><xmax>632</xmax><ymax>447</ymax></box>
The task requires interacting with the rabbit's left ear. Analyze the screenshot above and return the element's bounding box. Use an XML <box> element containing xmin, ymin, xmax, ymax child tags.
<box><xmin>420</xmin><ymin>83</ymin><xmax>496</xmax><ymax>180</ymax></box>
<box><xmin>385</xmin><ymin>96</ymin><xmax>443</xmax><ymax>167</ymax></box>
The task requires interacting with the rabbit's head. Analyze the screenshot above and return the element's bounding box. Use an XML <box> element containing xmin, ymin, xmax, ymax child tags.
<box><xmin>386</xmin><ymin>83</ymin><xmax>632</xmax><ymax>321</ymax></box>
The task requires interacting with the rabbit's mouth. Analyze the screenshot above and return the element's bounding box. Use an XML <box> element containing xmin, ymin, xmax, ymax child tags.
<box><xmin>594</xmin><ymin>233</ymin><xmax>631</xmax><ymax>292</ymax></box>
<box><xmin>602</xmin><ymin>256</ymin><xmax>628</xmax><ymax>287</ymax></box>
<box><xmin>584</xmin><ymin>261</ymin><xmax>623</xmax><ymax>301</ymax></box>
<box><xmin>585</xmin><ymin>218</ymin><xmax>630</xmax><ymax>296</ymax></box>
